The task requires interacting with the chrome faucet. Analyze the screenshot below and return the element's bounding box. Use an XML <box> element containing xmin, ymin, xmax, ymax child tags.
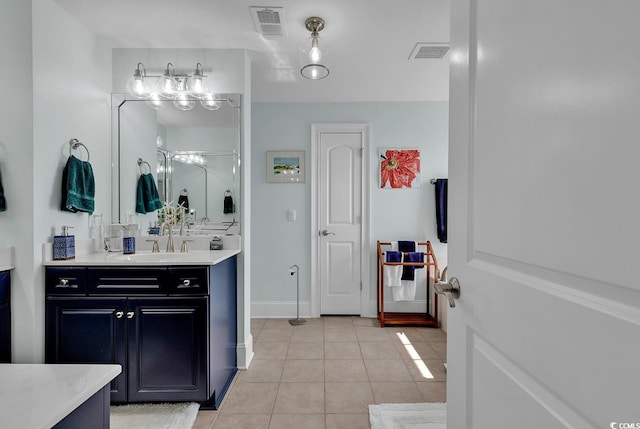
<box><xmin>160</xmin><ymin>222</ymin><xmax>175</xmax><ymax>252</ymax></box>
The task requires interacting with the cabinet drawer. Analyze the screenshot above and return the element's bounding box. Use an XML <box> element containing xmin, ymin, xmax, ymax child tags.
<box><xmin>46</xmin><ymin>268</ymin><xmax>87</xmax><ymax>295</ymax></box>
<box><xmin>167</xmin><ymin>267</ymin><xmax>208</xmax><ymax>295</ymax></box>
<box><xmin>88</xmin><ymin>268</ymin><xmax>166</xmax><ymax>295</ymax></box>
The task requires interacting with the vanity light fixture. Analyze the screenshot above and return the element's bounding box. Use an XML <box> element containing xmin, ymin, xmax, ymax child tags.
<box><xmin>126</xmin><ymin>62</ymin><xmax>222</xmax><ymax>111</ymax></box>
<box><xmin>300</xmin><ymin>17</ymin><xmax>329</xmax><ymax>80</ymax></box>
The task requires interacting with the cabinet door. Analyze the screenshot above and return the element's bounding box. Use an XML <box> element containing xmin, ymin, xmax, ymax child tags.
<box><xmin>45</xmin><ymin>297</ymin><xmax>127</xmax><ymax>402</ymax></box>
<box><xmin>0</xmin><ymin>271</ymin><xmax>10</xmax><ymax>363</ymax></box>
<box><xmin>127</xmin><ymin>297</ymin><xmax>207</xmax><ymax>402</ymax></box>
<box><xmin>209</xmin><ymin>256</ymin><xmax>237</xmax><ymax>408</ymax></box>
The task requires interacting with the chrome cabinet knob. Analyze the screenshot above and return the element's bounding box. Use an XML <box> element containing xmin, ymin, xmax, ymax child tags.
<box><xmin>59</xmin><ymin>278</ymin><xmax>69</xmax><ymax>286</ymax></box>
<box><xmin>116</xmin><ymin>311</ymin><xmax>124</xmax><ymax>319</ymax></box>
<box><xmin>126</xmin><ymin>311</ymin><xmax>135</xmax><ymax>319</ymax></box>
<box><xmin>183</xmin><ymin>279</ymin><xmax>191</xmax><ymax>286</ymax></box>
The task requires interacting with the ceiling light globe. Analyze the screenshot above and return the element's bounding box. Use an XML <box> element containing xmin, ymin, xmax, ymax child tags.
<box><xmin>301</xmin><ymin>64</ymin><xmax>329</xmax><ymax>80</ymax></box>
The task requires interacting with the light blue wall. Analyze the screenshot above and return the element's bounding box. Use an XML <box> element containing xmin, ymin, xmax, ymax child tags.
<box><xmin>251</xmin><ymin>102</ymin><xmax>448</xmax><ymax>316</ymax></box>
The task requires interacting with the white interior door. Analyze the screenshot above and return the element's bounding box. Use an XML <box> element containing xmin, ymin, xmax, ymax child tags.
<box><xmin>313</xmin><ymin>124</ymin><xmax>367</xmax><ymax>315</ymax></box>
<box><xmin>447</xmin><ymin>1</ymin><xmax>640</xmax><ymax>427</ymax></box>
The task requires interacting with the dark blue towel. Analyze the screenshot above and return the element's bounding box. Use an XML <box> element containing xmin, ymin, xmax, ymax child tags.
<box><xmin>398</xmin><ymin>241</ymin><xmax>415</xmax><ymax>253</ymax></box>
<box><xmin>0</xmin><ymin>166</ymin><xmax>6</xmax><ymax>212</ymax></box>
<box><xmin>435</xmin><ymin>179</ymin><xmax>448</xmax><ymax>243</ymax></box>
<box><xmin>402</xmin><ymin>251</ymin><xmax>425</xmax><ymax>281</ymax></box>
<box><xmin>61</xmin><ymin>155</ymin><xmax>95</xmax><ymax>215</ymax></box>
<box><xmin>136</xmin><ymin>173</ymin><xmax>163</xmax><ymax>214</ymax></box>
<box><xmin>386</xmin><ymin>251</ymin><xmax>402</xmax><ymax>263</ymax></box>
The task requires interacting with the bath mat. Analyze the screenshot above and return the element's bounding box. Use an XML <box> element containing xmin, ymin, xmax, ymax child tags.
<box><xmin>369</xmin><ymin>402</ymin><xmax>446</xmax><ymax>429</ymax></box>
<box><xmin>110</xmin><ymin>402</ymin><xmax>200</xmax><ymax>429</ymax></box>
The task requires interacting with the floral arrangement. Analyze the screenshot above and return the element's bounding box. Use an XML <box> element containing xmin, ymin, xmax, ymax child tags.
<box><xmin>157</xmin><ymin>201</ymin><xmax>187</xmax><ymax>226</ymax></box>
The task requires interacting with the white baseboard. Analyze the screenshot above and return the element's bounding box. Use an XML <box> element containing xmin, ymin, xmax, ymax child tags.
<box><xmin>251</xmin><ymin>301</ymin><xmax>311</xmax><ymax>318</ymax></box>
<box><xmin>236</xmin><ymin>333</ymin><xmax>254</xmax><ymax>369</ymax></box>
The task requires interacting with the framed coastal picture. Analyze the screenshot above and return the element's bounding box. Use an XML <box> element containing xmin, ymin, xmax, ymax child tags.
<box><xmin>379</xmin><ymin>148</ymin><xmax>421</xmax><ymax>189</ymax></box>
<box><xmin>267</xmin><ymin>150</ymin><xmax>305</xmax><ymax>183</ymax></box>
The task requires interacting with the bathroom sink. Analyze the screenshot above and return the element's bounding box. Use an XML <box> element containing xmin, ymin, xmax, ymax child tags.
<box><xmin>107</xmin><ymin>251</ymin><xmax>213</xmax><ymax>263</ymax></box>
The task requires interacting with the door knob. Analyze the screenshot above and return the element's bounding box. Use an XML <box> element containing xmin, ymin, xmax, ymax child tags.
<box><xmin>321</xmin><ymin>229</ymin><xmax>335</xmax><ymax>236</ymax></box>
<box><xmin>435</xmin><ymin>266</ymin><xmax>461</xmax><ymax>308</ymax></box>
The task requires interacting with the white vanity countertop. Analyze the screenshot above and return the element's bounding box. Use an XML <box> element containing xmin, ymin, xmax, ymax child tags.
<box><xmin>43</xmin><ymin>249</ymin><xmax>240</xmax><ymax>266</ymax></box>
<box><xmin>0</xmin><ymin>363</ymin><xmax>121</xmax><ymax>429</ymax></box>
<box><xmin>0</xmin><ymin>246</ymin><xmax>15</xmax><ymax>271</ymax></box>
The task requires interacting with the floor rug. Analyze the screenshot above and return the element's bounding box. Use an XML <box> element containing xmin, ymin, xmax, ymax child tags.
<box><xmin>369</xmin><ymin>402</ymin><xmax>447</xmax><ymax>429</ymax></box>
<box><xmin>110</xmin><ymin>402</ymin><xmax>200</xmax><ymax>429</ymax></box>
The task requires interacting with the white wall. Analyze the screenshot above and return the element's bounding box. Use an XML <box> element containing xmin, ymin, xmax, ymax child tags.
<box><xmin>251</xmin><ymin>102</ymin><xmax>448</xmax><ymax>318</ymax></box>
<box><xmin>0</xmin><ymin>0</ymin><xmax>35</xmax><ymax>362</ymax></box>
<box><xmin>0</xmin><ymin>0</ymin><xmax>113</xmax><ymax>362</ymax></box>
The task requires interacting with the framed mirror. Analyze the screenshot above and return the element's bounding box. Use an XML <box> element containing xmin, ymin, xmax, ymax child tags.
<box><xmin>111</xmin><ymin>93</ymin><xmax>241</xmax><ymax>233</ymax></box>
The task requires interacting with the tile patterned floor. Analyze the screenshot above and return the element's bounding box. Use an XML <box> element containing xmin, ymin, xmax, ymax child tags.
<box><xmin>193</xmin><ymin>317</ymin><xmax>447</xmax><ymax>429</ymax></box>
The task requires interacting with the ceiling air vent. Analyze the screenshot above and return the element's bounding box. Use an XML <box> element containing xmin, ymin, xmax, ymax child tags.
<box><xmin>250</xmin><ymin>6</ymin><xmax>287</xmax><ymax>38</ymax></box>
<box><xmin>408</xmin><ymin>43</ymin><xmax>450</xmax><ymax>60</ymax></box>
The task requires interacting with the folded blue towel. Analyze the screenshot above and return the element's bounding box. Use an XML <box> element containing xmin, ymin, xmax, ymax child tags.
<box><xmin>61</xmin><ymin>155</ymin><xmax>95</xmax><ymax>215</ymax></box>
<box><xmin>386</xmin><ymin>251</ymin><xmax>402</xmax><ymax>263</ymax></box>
<box><xmin>0</xmin><ymin>166</ymin><xmax>6</xmax><ymax>212</ymax></box>
<box><xmin>136</xmin><ymin>173</ymin><xmax>163</xmax><ymax>214</ymax></box>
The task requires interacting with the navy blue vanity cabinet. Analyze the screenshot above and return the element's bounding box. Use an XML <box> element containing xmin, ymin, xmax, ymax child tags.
<box><xmin>127</xmin><ymin>297</ymin><xmax>207</xmax><ymax>402</ymax></box>
<box><xmin>45</xmin><ymin>259</ymin><xmax>237</xmax><ymax>408</ymax></box>
<box><xmin>45</xmin><ymin>297</ymin><xmax>127</xmax><ymax>402</ymax></box>
<box><xmin>0</xmin><ymin>270</ymin><xmax>11</xmax><ymax>363</ymax></box>
<box><xmin>208</xmin><ymin>256</ymin><xmax>237</xmax><ymax>409</ymax></box>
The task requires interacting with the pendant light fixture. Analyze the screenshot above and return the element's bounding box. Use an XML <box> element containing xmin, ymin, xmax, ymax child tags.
<box><xmin>300</xmin><ymin>17</ymin><xmax>329</xmax><ymax>80</ymax></box>
<box><xmin>126</xmin><ymin>62</ymin><xmax>223</xmax><ymax>111</ymax></box>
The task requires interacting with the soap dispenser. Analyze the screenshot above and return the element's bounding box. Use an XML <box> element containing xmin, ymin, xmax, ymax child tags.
<box><xmin>53</xmin><ymin>226</ymin><xmax>75</xmax><ymax>260</ymax></box>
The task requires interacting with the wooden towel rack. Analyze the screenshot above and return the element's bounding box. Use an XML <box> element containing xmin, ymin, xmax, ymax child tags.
<box><xmin>377</xmin><ymin>240</ymin><xmax>440</xmax><ymax>328</ymax></box>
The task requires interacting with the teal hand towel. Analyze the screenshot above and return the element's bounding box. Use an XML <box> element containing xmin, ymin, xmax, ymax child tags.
<box><xmin>0</xmin><ymin>166</ymin><xmax>6</xmax><ymax>212</ymax></box>
<box><xmin>61</xmin><ymin>155</ymin><xmax>94</xmax><ymax>215</ymax></box>
<box><xmin>136</xmin><ymin>173</ymin><xmax>163</xmax><ymax>214</ymax></box>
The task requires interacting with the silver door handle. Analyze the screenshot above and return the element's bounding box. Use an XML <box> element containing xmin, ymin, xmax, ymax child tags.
<box><xmin>435</xmin><ymin>266</ymin><xmax>461</xmax><ymax>308</ymax></box>
<box><xmin>321</xmin><ymin>230</ymin><xmax>335</xmax><ymax>236</ymax></box>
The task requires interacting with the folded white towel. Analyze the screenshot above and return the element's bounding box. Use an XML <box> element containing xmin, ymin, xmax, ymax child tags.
<box><xmin>390</xmin><ymin>241</ymin><xmax>418</xmax><ymax>301</ymax></box>
<box><xmin>384</xmin><ymin>264</ymin><xmax>402</xmax><ymax>287</ymax></box>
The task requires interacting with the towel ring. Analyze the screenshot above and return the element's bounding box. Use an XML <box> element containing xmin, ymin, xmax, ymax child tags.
<box><xmin>137</xmin><ymin>158</ymin><xmax>152</xmax><ymax>174</ymax></box>
<box><xmin>69</xmin><ymin>138</ymin><xmax>90</xmax><ymax>161</ymax></box>
<box><xmin>224</xmin><ymin>189</ymin><xmax>232</xmax><ymax>196</ymax></box>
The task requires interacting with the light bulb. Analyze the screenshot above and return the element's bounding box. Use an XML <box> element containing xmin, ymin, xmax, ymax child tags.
<box><xmin>309</xmin><ymin>37</ymin><xmax>321</xmax><ymax>63</ymax></box>
<box><xmin>186</xmin><ymin>64</ymin><xmax>210</xmax><ymax>99</ymax></box>
<box><xmin>126</xmin><ymin>63</ymin><xmax>152</xmax><ymax>98</ymax></box>
<box><xmin>173</xmin><ymin>93</ymin><xmax>195</xmax><ymax>111</ymax></box>
<box><xmin>201</xmin><ymin>93</ymin><xmax>222</xmax><ymax>110</ymax></box>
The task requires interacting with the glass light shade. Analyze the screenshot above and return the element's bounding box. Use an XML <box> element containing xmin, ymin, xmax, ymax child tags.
<box><xmin>145</xmin><ymin>92</ymin><xmax>165</xmax><ymax>110</ymax></box>
<box><xmin>173</xmin><ymin>93</ymin><xmax>195</xmax><ymax>111</ymax></box>
<box><xmin>126</xmin><ymin>75</ymin><xmax>152</xmax><ymax>99</ymax></box>
<box><xmin>155</xmin><ymin>75</ymin><xmax>180</xmax><ymax>100</ymax></box>
<box><xmin>186</xmin><ymin>75</ymin><xmax>210</xmax><ymax>99</ymax></box>
<box><xmin>201</xmin><ymin>93</ymin><xmax>222</xmax><ymax>110</ymax></box>
<box><xmin>300</xmin><ymin>35</ymin><xmax>329</xmax><ymax>80</ymax></box>
<box><xmin>301</xmin><ymin>64</ymin><xmax>329</xmax><ymax>80</ymax></box>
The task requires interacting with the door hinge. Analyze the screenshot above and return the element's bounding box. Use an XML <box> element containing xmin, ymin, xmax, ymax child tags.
<box><xmin>360</xmin><ymin>282</ymin><xmax>362</xmax><ymax>291</ymax></box>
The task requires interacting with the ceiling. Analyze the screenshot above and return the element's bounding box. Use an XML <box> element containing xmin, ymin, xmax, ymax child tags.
<box><xmin>54</xmin><ymin>0</ymin><xmax>450</xmax><ymax>103</ymax></box>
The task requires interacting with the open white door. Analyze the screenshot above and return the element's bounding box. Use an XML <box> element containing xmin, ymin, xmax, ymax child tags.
<box><xmin>447</xmin><ymin>1</ymin><xmax>640</xmax><ymax>427</ymax></box>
